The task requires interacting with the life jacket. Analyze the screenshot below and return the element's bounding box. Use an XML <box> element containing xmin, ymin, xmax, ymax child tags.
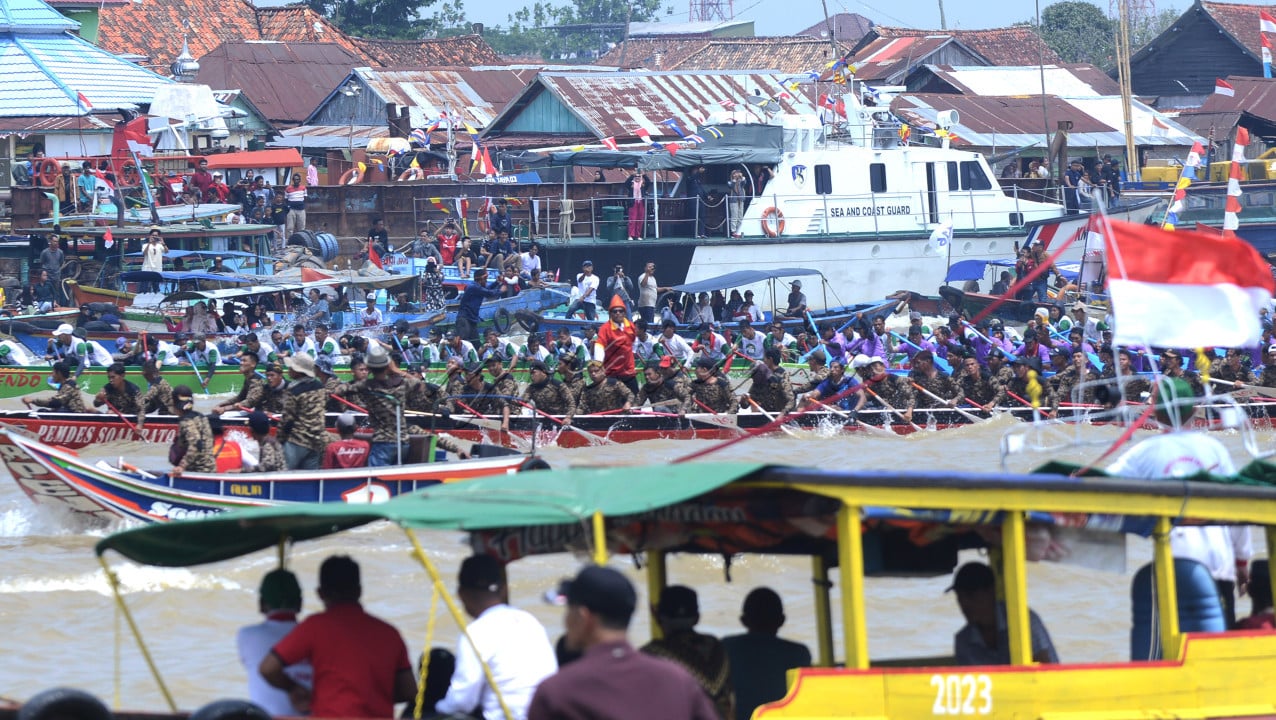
<box><xmin>213</xmin><ymin>437</ymin><xmax>244</xmax><ymax>473</ymax></box>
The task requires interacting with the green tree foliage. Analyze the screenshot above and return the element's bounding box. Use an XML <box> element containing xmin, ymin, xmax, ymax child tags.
<box><xmin>1129</xmin><ymin>7</ymin><xmax>1179</xmax><ymax>50</ymax></box>
<box><xmin>1037</xmin><ymin>1</ymin><xmax>1116</xmax><ymax>67</ymax></box>
<box><xmin>306</xmin><ymin>0</ymin><xmax>437</xmax><ymax>39</ymax></box>
<box><xmin>467</xmin><ymin>0</ymin><xmax>667</xmax><ymax>59</ymax></box>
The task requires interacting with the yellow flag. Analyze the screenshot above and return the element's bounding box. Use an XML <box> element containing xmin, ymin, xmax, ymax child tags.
<box><xmin>410</xmin><ymin>157</ymin><xmax>420</xmax><ymax>168</ymax></box>
<box><xmin>357</xmin><ymin>161</ymin><xmax>367</xmax><ymax>173</ymax></box>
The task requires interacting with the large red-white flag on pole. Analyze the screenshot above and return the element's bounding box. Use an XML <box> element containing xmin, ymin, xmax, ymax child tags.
<box><xmin>1104</xmin><ymin>219</ymin><xmax>1274</xmax><ymax>347</ymax></box>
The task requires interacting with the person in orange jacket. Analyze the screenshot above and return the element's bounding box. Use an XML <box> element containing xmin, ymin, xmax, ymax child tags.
<box><xmin>596</xmin><ymin>294</ymin><xmax>638</xmax><ymax>394</ymax></box>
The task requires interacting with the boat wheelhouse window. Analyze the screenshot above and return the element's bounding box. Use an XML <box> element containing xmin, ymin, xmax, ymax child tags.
<box><xmin>869</xmin><ymin>163</ymin><xmax>887</xmax><ymax>192</ymax></box>
<box><xmin>960</xmin><ymin>161</ymin><xmax>994</xmax><ymax>191</ymax></box>
<box><xmin>815</xmin><ymin>164</ymin><xmax>833</xmax><ymax>195</ymax></box>
<box><xmin>946</xmin><ymin>162</ymin><xmax>959</xmax><ymax>190</ymax></box>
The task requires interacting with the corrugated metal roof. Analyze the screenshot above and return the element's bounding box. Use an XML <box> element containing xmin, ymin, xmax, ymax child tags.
<box><xmin>254</xmin><ymin>5</ymin><xmax>364</xmax><ymax>58</ymax></box>
<box><xmin>196</xmin><ymin>41</ymin><xmax>361</xmax><ymax>126</ymax></box>
<box><xmin>796</xmin><ymin>13</ymin><xmax>874</xmax><ymax>45</ymax></box>
<box><xmin>1200</xmin><ymin>1</ymin><xmax>1265</xmax><ymax>60</ymax></box>
<box><xmin>491</xmin><ymin>70</ymin><xmax>816</xmax><ymax>139</ymax></box>
<box><xmin>0</xmin><ymin>113</ymin><xmax>112</xmax><ymax>131</ymax></box>
<box><xmin>0</xmin><ymin>31</ymin><xmax>170</xmax><ymax>116</ymax></box>
<box><xmin>268</xmin><ymin>124</ymin><xmax>388</xmax><ymax>149</ymax></box>
<box><xmin>598</xmin><ymin>38</ymin><xmax>710</xmax><ymax>69</ymax></box>
<box><xmin>850</xmin><ymin>36</ymin><xmax>956</xmax><ymax>81</ymax></box>
<box><xmin>911</xmin><ymin>64</ymin><xmax>1121</xmax><ymax>97</ymax></box>
<box><xmin>357</xmin><ymin>68</ymin><xmax>502</xmax><ymax>128</ymax></box>
<box><xmin>891</xmin><ymin>93</ymin><xmax>1199</xmax><ymax>149</ymax></box>
<box><xmin>1174</xmin><ymin>109</ymin><xmax>1244</xmax><ymax>138</ymax></box>
<box><xmin>0</xmin><ymin>0</ymin><xmax>78</xmax><ymax>33</ymax></box>
<box><xmin>1196</xmin><ymin>75</ymin><xmax>1276</xmax><ymax>124</ymax></box>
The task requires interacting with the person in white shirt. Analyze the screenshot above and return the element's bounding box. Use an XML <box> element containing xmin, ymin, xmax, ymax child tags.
<box><xmin>563</xmin><ymin>260</ymin><xmax>600</xmax><ymax>321</ymax></box>
<box><xmin>435</xmin><ymin>555</ymin><xmax>557</xmax><ymax>720</ymax></box>
<box><xmin>361</xmin><ymin>292</ymin><xmax>383</xmax><ymax>327</ymax></box>
<box><xmin>657</xmin><ymin>320</ymin><xmax>694</xmax><ymax>366</ymax></box>
<box><xmin>140</xmin><ymin>228</ymin><xmax>167</xmax><ymax>293</ymax></box>
<box><xmin>1107</xmin><ymin>376</ymin><xmax>1253</xmax><ymax>627</ymax></box>
<box><xmin>236</xmin><ymin>569</ymin><xmax>312</xmax><ymax>716</ymax></box>
<box><xmin>519</xmin><ymin>243</ymin><xmax>542</xmax><ymax>281</ymax></box>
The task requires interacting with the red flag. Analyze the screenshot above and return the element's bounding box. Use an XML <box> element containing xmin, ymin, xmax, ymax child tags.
<box><xmin>459</xmin><ymin>198</ymin><xmax>469</xmax><ymax>216</ymax></box>
<box><xmin>103</xmin><ymin>227</ymin><xmax>114</xmax><ymax>249</ymax></box>
<box><xmin>601</xmin><ymin>136</ymin><xmax>618</xmax><ymax>151</ymax></box>
<box><xmin>301</xmin><ymin>267</ymin><xmax>335</xmax><ymax>282</ymax></box>
<box><xmin>76</xmin><ymin>91</ymin><xmax>93</xmax><ymax>110</ymax></box>
<box><xmin>1262</xmin><ymin>9</ymin><xmax>1276</xmax><ymax>32</ymax></box>
<box><xmin>1104</xmin><ymin>219</ymin><xmax>1274</xmax><ymax>347</ymax></box>
<box><xmin>368</xmin><ymin>243</ymin><xmax>383</xmax><ymax>269</ymax></box>
<box><xmin>1216</xmin><ymin>78</ymin><xmax>1235</xmax><ymax>96</ymax></box>
<box><xmin>635</xmin><ymin>128</ymin><xmax>653</xmax><ymax>145</ymax></box>
<box><xmin>666</xmin><ymin>142</ymin><xmax>680</xmax><ymax>155</ymax></box>
<box><xmin>111</xmin><ymin>117</ymin><xmax>151</xmax><ymax>161</ymax></box>
<box><xmin>505</xmin><ymin>197</ymin><xmax>524</xmax><ymax>207</ymax></box>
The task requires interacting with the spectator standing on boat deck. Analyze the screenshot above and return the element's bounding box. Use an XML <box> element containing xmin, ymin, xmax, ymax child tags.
<box><xmin>489</xmin><ymin>200</ymin><xmax>514</xmax><ymax>239</ymax></box>
<box><xmin>238</xmin><ymin>569</ymin><xmax>311</xmax><ymax>716</ymax></box>
<box><xmin>1106</xmin><ymin>377</ymin><xmax>1253</xmax><ymax>628</ymax></box>
<box><xmin>39</xmin><ymin>235</ymin><xmax>66</xmax><ymax>307</ymax></box>
<box><xmin>949</xmin><ymin>562</ymin><xmax>1058</xmax><ymax>665</ymax></box>
<box><xmin>284</xmin><ymin>173</ymin><xmax>307</xmax><ymax>237</ymax></box>
<box><xmin>1063</xmin><ymin>159</ymin><xmax>1084</xmax><ymax>214</ymax></box>
<box><xmin>727</xmin><ymin>169</ymin><xmax>747</xmax><ymax>238</ymax></box>
<box><xmin>563</xmin><ymin>260</ymin><xmax>600</xmax><ymax>321</ymax></box>
<box><xmin>94</xmin><ymin>362</ymin><xmax>141</xmax><ymax>415</ymax></box>
<box><xmin>604</xmin><ymin>264</ymin><xmax>634</xmax><ymax>315</ymax></box>
<box><xmin>263</xmin><ymin>555</ymin><xmax>416</xmax><ymax>718</ymax></box>
<box><xmin>457</xmin><ymin>269</ymin><xmax>501</xmax><ymax>342</ymax></box>
<box><xmin>169</xmin><ymin>385</ymin><xmax>215</xmax><ymax>476</ymax></box>
<box><xmin>723</xmin><ymin>587</ymin><xmax>811</xmax><ymax>720</ymax></box>
<box><xmin>270</xmin><ymin>193</ymin><xmax>288</xmax><ymax>250</ymax></box>
<box><xmin>435</xmin><ymin>555</ymin><xmax>558</xmax><ymax>720</ymax></box>
<box><xmin>642</xmin><ymin>585</ymin><xmax>734</xmax><ymax>720</ymax></box>
<box><xmin>637</xmin><ymin>263</ymin><xmax>669</xmax><ymax>326</ymax></box>
<box><xmin>627</xmin><ymin>171</ymin><xmax>649</xmax><ymax>241</ymax></box>
<box><xmin>322</xmin><ymin>413</ymin><xmax>369</xmax><ymax>469</ymax></box>
<box><xmin>280</xmin><ymin>353</ymin><xmax>329</xmax><ymax>470</ymax></box>
<box><xmin>23</xmin><ymin>361</ymin><xmax>85</xmax><ymax>412</ymax></box>
<box><xmin>528</xmin><ymin>566</ymin><xmax>719</xmax><ymax>720</ymax></box>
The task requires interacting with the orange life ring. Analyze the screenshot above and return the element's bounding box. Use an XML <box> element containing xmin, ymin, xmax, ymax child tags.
<box><xmin>339</xmin><ymin>167</ymin><xmax>363</xmax><ymax>185</ymax></box>
<box><xmin>398</xmin><ymin>168</ymin><xmax>424</xmax><ymax>182</ymax></box>
<box><xmin>760</xmin><ymin>207</ymin><xmax>785</xmax><ymax>237</ymax></box>
<box><xmin>37</xmin><ymin>159</ymin><xmax>60</xmax><ymax>187</ymax></box>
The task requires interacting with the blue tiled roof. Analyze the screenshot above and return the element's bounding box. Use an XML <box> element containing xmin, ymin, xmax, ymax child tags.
<box><xmin>0</xmin><ymin>32</ymin><xmax>170</xmax><ymax>116</ymax></box>
<box><xmin>0</xmin><ymin>0</ymin><xmax>78</xmax><ymax>33</ymax></box>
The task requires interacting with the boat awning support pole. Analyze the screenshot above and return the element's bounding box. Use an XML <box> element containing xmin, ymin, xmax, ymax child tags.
<box><xmin>96</xmin><ymin>554</ymin><xmax>177</xmax><ymax>712</ymax></box>
<box><xmin>404</xmin><ymin>528</ymin><xmax>515</xmax><ymax>720</ymax></box>
<box><xmin>647</xmin><ymin>550</ymin><xmax>667</xmax><ymax>640</ymax></box>
<box><xmin>1152</xmin><ymin>516</ymin><xmax>1181</xmax><ymax>659</ymax></box>
<box><xmin>811</xmin><ymin>555</ymin><xmax>834</xmax><ymax>666</ymax></box>
<box><xmin>1000</xmin><ymin>510</ymin><xmax>1033</xmax><ymax>665</ymax></box>
<box><xmin>837</xmin><ymin>503</ymin><xmax>868</xmax><ymax>669</ymax></box>
<box><xmin>591</xmin><ymin>510</ymin><xmax>608</xmax><ymax>565</ymax></box>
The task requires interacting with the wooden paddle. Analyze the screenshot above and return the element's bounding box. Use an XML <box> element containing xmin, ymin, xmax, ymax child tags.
<box><xmin>744</xmin><ymin>396</ymin><xmax>801</xmax><ymax>438</ymax></box>
<box><xmin>862</xmin><ymin>385</ymin><xmax>924</xmax><ymax>432</ymax></box>
<box><xmin>909</xmin><ymin>380</ymin><xmax>982</xmax><ymax>424</ymax></box>
<box><xmin>512</xmin><ymin>398</ymin><xmax>617</xmax><ymax>446</ymax></box>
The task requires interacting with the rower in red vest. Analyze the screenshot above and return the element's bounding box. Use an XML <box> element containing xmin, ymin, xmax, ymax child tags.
<box><xmin>596</xmin><ymin>294</ymin><xmax>638</xmax><ymax>395</ymax></box>
<box><xmin>322</xmin><ymin>412</ymin><xmax>370</xmax><ymax>469</ymax></box>
<box><xmin>210</xmin><ymin>416</ymin><xmax>245</xmax><ymax>473</ymax></box>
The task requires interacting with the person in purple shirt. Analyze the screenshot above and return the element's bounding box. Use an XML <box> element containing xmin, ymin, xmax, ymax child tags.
<box><xmin>528</xmin><ymin>566</ymin><xmax>718</xmax><ymax>720</ymax></box>
<box><xmin>1014</xmin><ymin>334</ymin><xmax>1052</xmax><ymax>366</ymax></box>
<box><xmin>899</xmin><ymin>325</ymin><xmax>936</xmax><ymax>362</ymax></box>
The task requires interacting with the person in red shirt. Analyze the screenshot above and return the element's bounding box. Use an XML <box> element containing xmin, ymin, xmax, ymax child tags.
<box><xmin>436</xmin><ymin>220</ymin><xmax>460</xmax><ymax>265</ymax></box>
<box><xmin>596</xmin><ymin>294</ymin><xmax>638</xmax><ymax>395</ymax></box>
<box><xmin>322</xmin><ymin>413</ymin><xmax>370</xmax><ymax>469</ymax></box>
<box><xmin>261</xmin><ymin>556</ymin><xmax>416</xmax><ymax>718</ymax></box>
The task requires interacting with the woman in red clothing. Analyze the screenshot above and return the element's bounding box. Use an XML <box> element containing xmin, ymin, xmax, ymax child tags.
<box><xmin>436</xmin><ymin>220</ymin><xmax>460</xmax><ymax>265</ymax></box>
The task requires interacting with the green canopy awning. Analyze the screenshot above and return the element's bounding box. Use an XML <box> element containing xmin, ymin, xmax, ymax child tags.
<box><xmin>95</xmin><ymin>463</ymin><xmax>767</xmax><ymax>568</ymax></box>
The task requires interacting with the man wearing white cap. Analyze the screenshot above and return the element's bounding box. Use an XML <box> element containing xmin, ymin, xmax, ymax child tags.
<box><xmin>361</xmin><ymin>293</ymin><xmax>383</xmax><ymax>327</ymax></box>
<box><xmin>279</xmin><ymin>353</ymin><xmax>328</xmax><ymax>470</ymax></box>
<box><xmin>43</xmin><ymin>324</ymin><xmax>77</xmax><ymax>363</ymax></box>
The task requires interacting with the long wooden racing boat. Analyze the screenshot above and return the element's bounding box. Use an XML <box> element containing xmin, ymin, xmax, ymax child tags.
<box><xmin>75</xmin><ymin>455</ymin><xmax>1276</xmax><ymax>719</ymax></box>
<box><xmin>0</xmin><ymin>365</ymin><xmax>316</xmax><ymax>399</ymax></box>
<box><xmin>0</xmin><ymin>428</ymin><xmax>545</xmax><ymax>525</ymax></box>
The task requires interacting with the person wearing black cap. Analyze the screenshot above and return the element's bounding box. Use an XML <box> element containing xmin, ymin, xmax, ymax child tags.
<box><xmin>640</xmin><ymin>585</ymin><xmax>734</xmax><ymax>719</ymax></box>
<box><xmin>435</xmin><ymin>555</ymin><xmax>557</xmax><ymax>720</ymax></box>
<box><xmin>522</xmin><ymin>360</ymin><xmax>577</xmax><ymax>419</ymax></box>
<box><xmin>563</xmin><ymin>260</ymin><xmax>600</xmax><ymax>321</ymax></box>
<box><xmin>1002</xmin><ymin>355</ymin><xmax>1055</xmax><ymax>412</ymax></box>
<box><xmin>237</xmin><ymin>568</ymin><xmax>310</xmax><ymax>716</ymax></box>
<box><xmin>948</xmin><ymin>562</ymin><xmax>1058</xmax><ymax>666</ymax></box>
<box><xmin>722</xmin><ymin>588</ymin><xmax>810</xmax><ymax>720</ymax></box>
<box><xmin>636</xmin><ymin>360</ymin><xmax>691</xmax><ymax>414</ymax></box>
<box><xmin>264</xmin><ymin>556</ymin><xmax>416</xmax><ymax>717</ymax></box>
<box><xmin>528</xmin><ymin>567</ymin><xmax>718</xmax><ymax>720</ymax></box>
<box><xmin>739</xmin><ymin>348</ymin><xmax>794</xmax><ymax>414</ymax></box>
<box><xmin>555</xmin><ymin>354</ymin><xmax>587</xmax><ymax>407</ymax></box>
<box><xmin>579</xmin><ymin>359</ymin><xmax>634</xmax><ymax>414</ymax></box>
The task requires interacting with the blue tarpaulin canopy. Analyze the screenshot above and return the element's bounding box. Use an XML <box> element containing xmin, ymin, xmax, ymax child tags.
<box><xmin>672</xmin><ymin>268</ymin><xmax>823</xmax><ymax>294</ymax></box>
<box><xmin>119</xmin><ymin>271</ymin><xmax>257</xmax><ymax>284</ymax></box>
<box><xmin>125</xmin><ymin>250</ymin><xmax>258</xmax><ymax>259</ymax></box>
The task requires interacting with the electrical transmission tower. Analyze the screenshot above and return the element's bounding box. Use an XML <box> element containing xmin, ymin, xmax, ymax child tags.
<box><xmin>689</xmin><ymin>0</ymin><xmax>734</xmax><ymax>23</ymax></box>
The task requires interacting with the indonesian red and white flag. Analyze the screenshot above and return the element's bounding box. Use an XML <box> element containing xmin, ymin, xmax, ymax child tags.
<box><xmin>634</xmin><ymin>128</ymin><xmax>653</xmax><ymax>145</ymax></box>
<box><xmin>601</xmin><ymin>136</ymin><xmax>618</xmax><ymax>151</ymax></box>
<box><xmin>1104</xmin><ymin>219</ymin><xmax>1274</xmax><ymax>347</ymax></box>
<box><xmin>1216</xmin><ymin>78</ymin><xmax>1235</xmax><ymax>96</ymax></box>
<box><xmin>1262</xmin><ymin>9</ymin><xmax>1276</xmax><ymax>33</ymax></box>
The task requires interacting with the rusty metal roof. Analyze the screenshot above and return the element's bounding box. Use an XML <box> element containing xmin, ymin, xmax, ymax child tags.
<box><xmin>795</xmin><ymin>13</ymin><xmax>874</xmax><ymax>45</ymax></box>
<box><xmin>1199</xmin><ymin>1</ymin><xmax>1266</xmax><ymax>59</ymax></box>
<box><xmin>669</xmin><ymin>37</ymin><xmax>853</xmax><ymax>74</ymax></box>
<box><xmin>865</xmin><ymin>25</ymin><xmax>1061</xmax><ymax>66</ymax></box>
<box><xmin>1196</xmin><ymin>75</ymin><xmax>1276</xmax><ymax>123</ymax></box>
<box><xmin>255</xmin><ymin>5</ymin><xmax>364</xmax><ymax>57</ymax></box>
<box><xmin>196</xmin><ymin>41</ymin><xmax>361</xmax><ymax>127</ymax></box>
<box><xmin>849</xmin><ymin>35</ymin><xmax>958</xmax><ymax>82</ymax></box>
<box><xmin>97</xmin><ymin>0</ymin><xmax>264</xmax><ymax>69</ymax></box>
<box><xmin>909</xmin><ymin>64</ymin><xmax>1122</xmax><ymax>97</ymax></box>
<box><xmin>348</xmin><ymin>34</ymin><xmax>503</xmax><ymax>68</ymax></box>
<box><xmin>484</xmin><ymin>70</ymin><xmax>816</xmax><ymax>141</ymax></box>
<box><xmin>269</xmin><ymin>124</ymin><xmax>389</xmax><ymax>149</ymax></box>
<box><xmin>597</xmin><ymin>38</ymin><xmax>712</xmax><ymax>70</ymax></box>
<box><xmin>349</xmin><ymin>67</ymin><xmax>533</xmax><ymax>129</ymax></box>
<box><xmin>0</xmin><ymin>114</ymin><xmax>114</xmax><ymax>132</ymax></box>
<box><xmin>892</xmin><ymin>93</ymin><xmax>1199</xmax><ymax>149</ymax></box>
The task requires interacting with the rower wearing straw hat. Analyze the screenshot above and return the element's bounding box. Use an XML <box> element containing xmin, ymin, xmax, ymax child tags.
<box><xmin>279</xmin><ymin>352</ymin><xmax>328</xmax><ymax>470</ymax></box>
